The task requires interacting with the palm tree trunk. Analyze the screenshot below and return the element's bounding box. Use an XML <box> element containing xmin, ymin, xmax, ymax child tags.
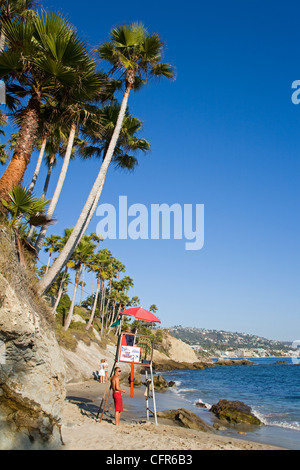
<box><xmin>79</xmin><ymin>263</ymin><xmax>86</xmax><ymax>306</ymax></box>
<box><xmin>35</xmin><ymin>121</ymin><xmax>77</xmax><ymax>254</ymax></box>
<box><xmin>38</xmin><ymin>85</ymin><xmax>132</xmax><ymax>294</ymax></box>
<box><xmin>108</xmin><ymin>299</ymin><xmax>116</xmax><ymax>327</ymax></box>
<box><xmin>52</xmin><ymin>265</ymin><xmax>68</xmax><ymax>315</ymax></box>
<box><xmin>86</xmin><ymin>275</ymin><xmax>100</xmax><ymax>330</ymax></box>
<box><xmin>91</xmin><ymin>270</ymin><xmax>95</xmax><ymax>298</ymax></box>
<box><xmin>42</xmin><ymin>154</ymin><xmax>55</xmax><ymax>199</ymax></box>
<box><xmin>0</xmin><ymin>93</ymin><xmax>41</xmax><ymax>207</ymax></box>
<box><xmin>0</xmin><ymin>30</ymin><xmax>5</xmax><ymax>52</ymax></box>
<box><xmin>63</xmin><ymin>264</ymin><xmax>80</xmax><ymax>331</ymax></box>
<box><xmin>28</xmin><ymin>135</ymin><xmax>47</xmax><ymax>194</ymax></box>
<box><xmin>46</xmin><ymin>251</ymin><xmax>52</xmax><ymax>273</ymax></box>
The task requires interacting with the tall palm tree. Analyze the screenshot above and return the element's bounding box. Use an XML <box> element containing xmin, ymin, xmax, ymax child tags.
<box><xmin>0</xmin><ymin>12</ymin><xmax>103</xmax><ymax>206</ymax></box>
<box><xmin>85</xmin><ymin>249</ymin><xmax>111</xmax><ymax>331</ymax></box>
<box><xmin>51</xmin><ymin>227</ymin><xmax>74</xmax><ymax>315</ymax></box>
<box><xmin>149</xmin><ymin>304</ymin><xmax>158</xmax><ymax>314</ymax></box>
<box><xmin>63</xmin><ymin>234</ymin><xmax>96</xmax><ymax>331</ymax></box>
<box><xmin>38</xmin><ymin>22</ymin><xmax>174</xmax><ymax>294</ymax></box>
<box><xmin>43</xmin><ymin>234</ymin><xmax>61</xmax><ymax>273</ymax></box>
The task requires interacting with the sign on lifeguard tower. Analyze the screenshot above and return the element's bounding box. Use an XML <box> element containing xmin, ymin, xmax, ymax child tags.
<box><xmin>119</xmin><ymin>344</ymin><xmax>141</xmax><ymax>363</ymax></box>
<box><xmin>118</xmin><ymin>333</ymin><xmax>154</xmax><ymax>366</ymax></box>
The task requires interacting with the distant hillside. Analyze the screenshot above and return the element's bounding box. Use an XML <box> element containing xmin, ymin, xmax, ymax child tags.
<box><xmin>168</xmin><ymin>326</ymin><xmax>291</xmax><ymax>356</ymax></box>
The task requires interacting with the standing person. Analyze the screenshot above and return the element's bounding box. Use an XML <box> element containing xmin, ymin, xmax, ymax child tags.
<box><xmin>98</xmin><ymin>359</ymin><xmax>105</xmax><ymax>383</ymax></box>
<box><xmin>104</xmin><ymin>359</ymin><xmax>109</xmax><ymax>383</ymax></box>
<box><xmin>111</xmin><ymin>366</ymin><xmax>125</xmax><ymax>425</ymax></box>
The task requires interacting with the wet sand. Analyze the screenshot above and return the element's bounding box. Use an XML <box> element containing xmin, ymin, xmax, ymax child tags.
<box><xmin>59</xmin><ymin>380</ymin><xmax>284</xmax><ymax>450</ymax></box>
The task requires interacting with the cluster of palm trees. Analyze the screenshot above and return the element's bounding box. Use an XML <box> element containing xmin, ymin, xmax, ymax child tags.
<box><xmin>0</xmin><ymin>2</ymin><xmax>174</xmax><ymax>314</ymax></box>
<box><xmin>41</xmin><ymin>229</ymin><xmax>157</xmax><ymax>334</ymax></box>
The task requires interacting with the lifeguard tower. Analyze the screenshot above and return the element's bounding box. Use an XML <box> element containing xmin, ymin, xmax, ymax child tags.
<box><xmin>97</xmin><ymin>308</ymin><xmax>161</xmax><ymax>425</ymax></box>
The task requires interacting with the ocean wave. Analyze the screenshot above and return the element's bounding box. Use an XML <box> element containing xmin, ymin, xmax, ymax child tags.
<box><xmin>177</xmin><ymin>387</ymin><xmax>199</xmax><ymax>393</ymax></box>
<box><xmin>251</xmin><ymin>408</ymin><xmax>300</xmax><ymax>431</ymax></box>
<box><xmin>271</xmin><ymin>421</ymin><xmax>300</xmax><ymax>431</ymax></box>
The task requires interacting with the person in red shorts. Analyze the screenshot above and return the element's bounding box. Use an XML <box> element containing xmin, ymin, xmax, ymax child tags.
<box><xmin>111</xmin><ymin>366</ymin><xmax>126</xmax><ymax>425</ymax></box>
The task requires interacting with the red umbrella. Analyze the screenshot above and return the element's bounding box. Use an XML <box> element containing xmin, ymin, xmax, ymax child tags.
<box><xmin>121</xmin><ymin>307</ymin><xmax>161</xmax><ymax>324</ymax></box>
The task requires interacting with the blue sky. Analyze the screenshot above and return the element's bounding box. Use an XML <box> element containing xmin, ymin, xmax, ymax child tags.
<box><xmin>2</xmin><ymin>0</ymin><xmax>300</xmax><ymax>341</ymax></box>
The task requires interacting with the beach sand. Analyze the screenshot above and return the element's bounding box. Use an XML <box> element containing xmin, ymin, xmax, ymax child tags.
<box><xmin>59</xmin><ymin>380</ymin><xmax>284</xmax><ymax>451</ymax></box>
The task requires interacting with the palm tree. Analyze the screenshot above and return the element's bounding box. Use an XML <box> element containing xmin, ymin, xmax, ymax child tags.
<box><xmin>85</xmin><ymin>249</ymin><xmax>111</xmax><ymax>331</ymax></box>
<box><xmin>43</xmin><ymin>234</ymin><xmax>61</xmax><ymax>273</ymax></box>
<box><xmin>63</xmin><ymin>234</ymin><xmax>96</xmax><ymax>331</ymax></box>
<box><xmin>149</xmin><ymin>304</ymin><xmax>158</xmax><ymax>314</ymax></box>
<box><xmin>33</xmin><ymin>93</ymin><xmax>106</xmax><ymax>254</ymax></box>
<box><xmin>131</xmin><ymin>296</ymin><xmax>141</xmax><ymax>307</ymax></box>
<box><xmin>110</xmin><ymin>275</ymin><xmax>133</xmax><ymax>334</ymax></box>
<box><xmin>0</xmin><ymin>0</ymin><xmax>40</xmax><ymax>50</ymax></box>
<box><xmin>1</xmin><ymin>184</ymin><xmax>49</xmax><ymax>229</ymax></box>
<box><xmin>27</xmin><ymin>101</ymin><xmax>69</xmax><ymax>195</ymax></box>
<box><xmin>51</xmin><ymin>227</ymin><xmax>74</xmax><ymax>315</ymax></box>
<box><xmin>0</xmin><ymin>12</ymin><xmax>103</xmax><ymax>206</ymax></box>
<box><xmin>1</xmin><ymin>184</ymin><xmax>49</xmax><ymax>265</ymax></box>
<box><xmin>79</xmin><ymin>103</ymin><xmax>150</xmax><ymax>171</ymax></box>
<box><xmin>38</xmin><ymin>22</ymin><xmax>174</xmax><ymax>294</ymax></box>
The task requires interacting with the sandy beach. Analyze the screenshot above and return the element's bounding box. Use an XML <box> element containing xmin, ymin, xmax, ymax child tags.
<box><xmin>59</xmin><ymin>380</ymin><xmax>284</xmax><ymax>451</ymax></box>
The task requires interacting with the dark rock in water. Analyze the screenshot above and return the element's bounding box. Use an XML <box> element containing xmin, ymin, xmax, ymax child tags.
<box><xmin>157</xmin><ymin>408</ymin><xmax>214</xmax><ymax>432</ymax></box>
<box><xmin>210</xmin><ymin>399</ymin><xmax>262</xmax><ymax>426</ymax></box>
<box><xmin>215</xmin><ymin>358</ymin><xmax>254</xmax><ymax>365</ymax></box>
<box><xmin>153</xmin><ymin>360</ymin><xmax>212</xmax><ymax>372</ymax></box>
<box><xmin>271</xmin><ymin>361</ymin><xmax>289</xmax><ymax>365</ymax></box>
<box><xmin>168</xmin><ymin>381</ymin><xmax>176</xmax><ymax>387</ymax></box>
<box><xmin>195</xmin><ymin>401</ymin><xmax>207</xmax><ymax>408</ymax></box>
<box><xmin>153</xmin><ymin>374</ymin><xmax>169</xmax><ymax>390</ymax></box>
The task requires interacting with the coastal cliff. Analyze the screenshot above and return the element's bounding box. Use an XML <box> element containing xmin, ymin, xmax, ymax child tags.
<box><xmin>0</xmin><ymin>231</ymin><xmax>66</xmax><ymax>450</ymax></box>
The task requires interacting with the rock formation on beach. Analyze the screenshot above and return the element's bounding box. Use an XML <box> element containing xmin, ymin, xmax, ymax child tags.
<box><xmin>210</xmin><ymin>399</ymin><xmax>262</xmax><ymax>426</ymax></box>
<box><xmin>157</xmin><ymin>408</ymin><xmax>214</xmax><ymax>432</ymax></box>
<box><xmin>152</xmin><ymin>331</ymin><xmax>213</xmax><ymax>371</ymax></box>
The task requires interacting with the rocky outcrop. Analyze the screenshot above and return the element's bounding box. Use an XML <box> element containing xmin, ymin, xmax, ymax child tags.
<box><xmin>215</xmin><ymin>358</ymin><xmax>254</xmax><ymax>365</ymax></box>
<box><xmin>157</xmin><ymin>408</ymin><xmax>214</xmax><ymax>433</ymax></box>
<box><xmin>210</xmin><ymin>399</ymin><xmax>262</xmax><ymax>426</ymax></box>
<box><xmin>271</xmin><ymin>361</ymin><xmax>289</xmax><ymax>365</ymax></box>
<box><xmin>0</xmin><ymin>272</ymin><xmax>66</xmax><ymax>449</ymax></box>
<box><xmin>153</xmin><ymin>332</ymin><xmax>213</xmax><ymax>371</ymax></box>
<box><xmin>153</xmin><ymin>359</ymin><xmax>212</xmax><ymax>372</ymax></box>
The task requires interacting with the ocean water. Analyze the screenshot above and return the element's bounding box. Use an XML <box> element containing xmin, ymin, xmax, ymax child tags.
<box><xmin>161</xmin><ymin>357</ymin><xmax>300</xmax><ymax>450</ymax></box>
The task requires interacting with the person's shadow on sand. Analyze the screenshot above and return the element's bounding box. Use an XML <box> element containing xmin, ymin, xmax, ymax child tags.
<box><xmin>66</xmin><ymin>394</ymin><xmax>114</xmax><ymax>423</ymax></box>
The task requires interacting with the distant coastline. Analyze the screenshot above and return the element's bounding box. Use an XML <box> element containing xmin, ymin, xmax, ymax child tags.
<box><xmin>168</xmin><ymin>326</ymin><xmax>296</xmax><ymax>359</ymax></box>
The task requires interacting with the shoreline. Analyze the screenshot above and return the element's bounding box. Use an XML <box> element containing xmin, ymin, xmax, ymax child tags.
<box><xmin>60</xmin><ymin>379</ymin><xmax>285</xmax><ymax>451</ymax></box>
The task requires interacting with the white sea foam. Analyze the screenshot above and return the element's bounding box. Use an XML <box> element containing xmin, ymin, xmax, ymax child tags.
<box><xmin>251</xmin><ymin>408</ymin><xmax>300</xmax><ymax>431</ymax></box>
<box><xmin>177</xmin><ymin>388</ymin><xmax>198</xmax><ymax>393</ymax></box>
<box><xmin>194</xmin><ymin>398</ymin><xmax>211</xmax><ymax>410</ymax></box>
